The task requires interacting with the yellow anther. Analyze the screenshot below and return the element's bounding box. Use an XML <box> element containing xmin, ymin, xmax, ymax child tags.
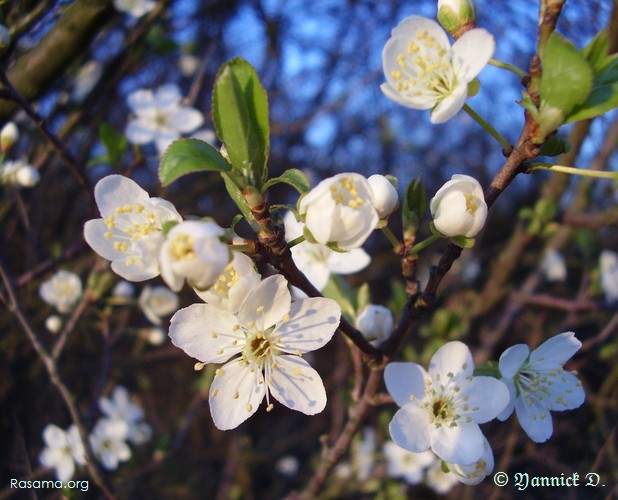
<box><xmin>266</xmin><ymin>403</ymin><xmax>274</xmax><ymax>412</ymax></box>
<box><xmin>246</xmin><ymin>403</ymin><xmax>253</xmax><ymax>412</ymax></box>
<box><xmin>233</xmin><ymin>391</ymin><xmax>239</xmax><ymax>399</ymax></box>
<box><xmin>216</xmin><ymin>368</ymin><xmax>224</xmax><ymax>377</ymax></box>
<box><xmin>194</xmin><ymin>362</ymin><xmax>206</xmax><ymax>371</ymax></box>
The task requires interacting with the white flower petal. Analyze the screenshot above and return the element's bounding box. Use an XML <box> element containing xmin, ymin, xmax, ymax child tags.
<box><xmin>429</xmin><ymin>83</ymin><xmax>468</xmax><ymax>123</ymax></box>
<box><xmin>496</xmin><ymin>378</ymin><xmax>517</xmax><ymax>421</ymax></box>
<box><xmin>529</xmin><ymin>331</ymin><xmax>581</xmax><ymax>367</ymax></box>
<box><xmin>209</xmin><ymin>358</ymin><xmax>265</xmax><ymax>430</ymax></box>
<box><xmin>389</xmin><ymin>404</ymin><xmax>432</xmax><ymax>453</ymax></box>
<box><xmin>125</xmin><ymin>119</ymin><xmax>157</xmax><ymax>145</ymax></box>
<box><xmin>169</xmin><ymin>304</ymin><xmax>243</xmax><ymax>363</ymax></box>
<box><xmin>391</xmin><ymin>15</ymin><xmax>450</xmax><ymax>48</ymax></box>
<box><xmin>154</xmin><ymin>84</ymin><xmax>181</xmax><ymax>110</ymax></box>
<box><xmin>239</xmin><ymin>275</ymin><xmax>291</xmax><ymax>330</ymax></box>
<box><xmin>515</xmin><ymin>396</ymin><xmax>553</xmax><ymax>443</ymax></box>
<box><xmin>428</xmin><ymin>341</ymin><xmax>473</xmax><ymax>381</ymax></box>
<box><xmin>167</xmin><ymin>107</ymin><xmax>204</xmax><ymax>133</ymax></box>
<box><xmin>544</xmin><ymin>371</ymin><xmax>585</xmax><ymax>411</ymax></box>
<box><xmin>380</xmin><ymin>82</ymin><xmax>434</xmax><ymax>110</ymax></box>
<box><xmin>431</xmin><ymin>421</ymin><xmax>485</xmax><ymax>464</ymax></box>
<box><xmin>326</xmin><ymin>248</ymin><xmax>371</xmax><ymax>274</ymax></box>
<box><xmin>498</xmin><ymin>344</ymin><xmax>529</xmax><ymax>378</ymax></box>
<box><xmin>127</xmin><ymin>88</ymin><xmax>154</xmax><ymax>113</ymax></box>
<box><xmin>93</xmin><ymin>175</ymin><xmax>150</xmax><ymax>216</ymax></box>
<box><xmin>269</xmin><ymin>355</ymin><xmax>327</xmax><ymax>415</ymax></box>
<box><xmin>459</xmin><ymin>376</ymin><xmax>510</xmax><ymax>423</ymax></box>
<box><xmin>111</xmin><ymin>258</ymin><xmax>160</xmax><ymax>281</ymax></box>
<box><xmin>384</xmin><ymin>362</ymin><xmax>428</xmax><ymax>407</ymax></box>
<box><xmin>452</xmin><ymin>28</ymin><xmax>496</xmax><ymax>81</ymax></box>
<box><xmin>274</xmin><ymin>297</ymin><xmax>341</xmax><ymax>353</ymax></box>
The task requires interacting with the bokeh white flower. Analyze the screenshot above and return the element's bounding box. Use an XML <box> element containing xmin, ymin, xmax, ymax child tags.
<box><xmin>84</xmin><ymin>175</ymin><xmax>182</xmax><ymax>281</ymax></box>
<box><xmin>125</xmin><ymin>84</ymin><xmax>204</xmax><ymax>155</ymax></box>
<box><xmin>356</xmin><ymin>304</ymin><xmax>394</xmax><ymax>343</ymax></box>
<box><xmin>385</xmin><ymin>341</ymin><xmax>509</xmax><ymax>465</ymax></box>
<box><xmin>45</xmin><ymin>315</ymin><xmax>63</xmax><ymax>334</ymax></box>
<box><xmin>1</xmin><ymin>160</ymin><xmax>40</xmax><ymax>188</ymax></box>
<box><xmin>283</xmin><ymin>211</ymin><xmax>370</xmax><ymax>291</ymax></box>
<box><xmin>425</xmin><ymin>460</ymin><xmax>459</xmax><ymax>494</ymax></box>
<box><xmin>430</xmin><ymin>174</ymin><xmax>487</xmax><ymax>238</ymax></box>
<box><xmin>39</xmin><ymin>424</ymin><xmax>86</xmax><ymax>482</ymax></box>
<box><xmin>138</xmin><ymin>285</ymin><xmax>179</xmax><ymax>325</ymax></box>
<box><xmin>39</xmin><ymin>270</ymin><xmax>83</xmax><ymax>314</ymax></box>
<box><xmin>498</xmin><ymin>331</ymin><xmax>585</xmax><ymax>443</ymax></box>
<box><xmin>89</xmin><ymin>418</ymin><xmax>131</xmax><ymax>470</ymax></box>
<box><xmin>159</xmin><ymin>220</ymin><xmax>230</xmax><ymax>292</ymax></box>
<box><xmin>99</xmin><ymin>386</ymin><xmax>152</xmax><ymax>445</ymax></box>
<box><xmin>112</xmin><ymin>280</ymin><xmax>135</xmax><ymax>298</ymax></box>
<box><xmin>367</xmin><ymin>174</ymin><xmax>399</xmax><ymax>218</ymax></box>
<box><xmin>540</xmin><ymin>248</ymin><xmax>567</xmax><ymax>282</ymax></box>
<box><xmin>599</xmin><ymin>249</ymin><xmax>618</xmax><ymax>303</ymax></box>
<box><xmin>194</xmin><ymin>251</ymin><xmax>261</xmax><ymax>313</ymax></box>
<box><xmin>298</xmin><ymin>173</ymin><xmax>378</xmax><ymax>250</ymax></box>
<box><xmin>114</xmin><ymin>0</ymin><xmax>157</xmax><ymax>18</ymax></box>
<box><xmin>71</xmin><ymin>60</ymin><xmax>103</xmax><ymax>103</ymax></box>
<box><xmin>169</xmin><ymin>275</ymin><xmax>341</xmax><ymax>430</ymax></box>
<box><xmin>383</xmin><ymin>441</ymin><xmax>436</xmax><ymax>485</ymax></box>
<box><xmin>381</xmin><ymin>15</ymin><xmax>494</xmax><ymax>123</ymax></box>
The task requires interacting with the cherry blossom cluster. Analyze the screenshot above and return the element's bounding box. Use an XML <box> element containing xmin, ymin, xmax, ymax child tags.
<box><xmin>40</xmin><ymin>386</ymin><xmax>151</xmax><ymax>482</ymax></box>
<box><xmin>0</xmin><ymin>121</ymin><xmax>39</xmax><ymax>188</ymax></box>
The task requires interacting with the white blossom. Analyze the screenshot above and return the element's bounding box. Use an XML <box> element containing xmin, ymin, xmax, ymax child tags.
<box><xmin>39</xmin><ymin>270</ymin><xmax>83</xmax><ymax>314</ymax></box>
<box><xmin>498</xmin><ymin>332</ymin><xmax>585</xmax><ymax>443</ymax></box>
<box><xmin>84</xmin><ymin>175</ymin><xmax>182</xmax><ymax>281</ymax></box>
<box><xmin>89</xmin><ymin>419</ymin><xmax>132</xmax><ymax>470</ymax></box>
<box><xmin>367</xmin><ymin>174</ymin><xmax>399</xmax><ymax>218</ymax></box>
<box><xmin>138</xmin><ymin>285</ymin><xmax>179</xmax><ymax>325</ymax></box>
<box><xmin>600</xmin><ymin>250</ymin><xmax>618</xmax><ymax>303</ymax></box>
<box><xmin>1</xmin><ymin>121</ymin><xmax>18</xmax><ymax>151</ymax></box>
<box><xmin>540</xmin><ymin>248</ymin><xmax>567</xmax><ymax>282</ymax></box>
<box><xmin>159</xmin><ymin>220</ymin><xmax>230</xmax><ymax>292</ymax></box>
<box><xmin>430</xmin><ymin>174</ymin><xmax>487</xmax><ymax>238</ymax></box>
<box><xmin>112</xmin><ymin>280</ymin><xmax>135</xmax><ymax>298</ymax></box>
<box><xmin>125</xmin><ymin>84</ymin><xmax>204</xmax><ymax>155</ymax></box>
<box><xmin>425</xmin><ymin>460</ymin><xmax>459</xmax><ymax>494</ymax></box>
<box><xmin>1</xmin><ymin>160</ymin><xmax>40</xmax><ymax>188</ymax></box>
<box><xmin>356</xmin><ymin>304</ymin><xmax>394</xmax><ymax>343</ymax></box>
<box><xmin>169</xmin><ymin>275</ymin><xmax>341</xmax><ymax>430</ymax></box>
<box><xmin>71</xmin><ymin>60</ymin><xmax>103</xmax><ymax>103</ymax></box>
<box><xmin>283</xmin><ymin>211</ymin><xmax>370</xmax><ymax>291</ymax></box>
<box><xmin>194</xmin><ymin>251</ymin><xmax>261</xmax><ymax>313</ymax></box>
<box><xmin>275</xmin><ymin>456</ymin><xmax>300</xmax><ymax>476</ymax></box>
<box><xmin>114</xmin><ymin>0</ymin><xmax>157</xmax><ymax>18</ymax></box>
<box><xmin>145</xmin><ymin>326</ymin><xmax>166</xmax><ymax>345</ymax></box>
<box><xmin>99</xmin><ymin>386</ymin><xmax>152</xmax><ymax>445</ymax></box>
<box><xmin>383</xmin><ymin>441</ymin><xmax>436</xmax><ymax>485</ymax></box>
<box><xmin>381</xmin><ymin>15</ymin><xmax>494</xmax><ymax>123</ymax></box>
<box><xmin>298</xmin><ymin>173</ymin><xmax>379</xmax><ymax>250</ymax></box>
<box><xmin>385</xmin><ymin>341</ymin><xmax>509</xmax><ymax>465</ymax></box>
<box><xmin>39</xmin><ymin>424</ymin><xmax>86</xmax><ymax>482</ymax></box>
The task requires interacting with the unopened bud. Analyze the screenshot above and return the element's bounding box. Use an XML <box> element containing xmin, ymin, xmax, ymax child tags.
<box><xmin>368</xmin><ymin>174</ymin><xmax>399</xmax><ymax>219</ymax></box>
<box><xmin>356</xmin><ymin>304</ymin><xmax>394</xmax><ymax>343</ymax></box>
<box><xmin>15</xmin><ymin>164</ymin><xmax>40</xmax><ymax>187</ymax></box>
<box><xmin>437</xmin><ymin>0</ymin><xmax>477</xmax><ymax>38</ymax></box>
<box><xmin>45</xmin><ymin>315</ymin><xmax>63</xmax><ymax>334</ymax></box>
<box><xmin>1</xmin><ymin>122</ymin><xmax>18</xmax><ymax>152</ymax></box>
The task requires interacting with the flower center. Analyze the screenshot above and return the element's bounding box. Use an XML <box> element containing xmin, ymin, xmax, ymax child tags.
<box><xmin>167</xmin><ymin>233</ymin><xmax>196</xmax><ymax>260</ymax></box>
<box><xmin>154</xmin><ymin>111</ymin><xmax>169</xmax><ymax>127</ymax></box>
<box><xmin>464</xmin><ymin>193</ymin><xmax>481</xmax><ymax>215</ymax></box>
<box><xmin>329</xmin><ymin>177</ymin><xmax>364</xmax><ymax>208</ymax></box>
<box><xmin>212</xmin><ymin>262</ymin><xmax>240</xmax><ymax>298</ymax></box>
<box><xmin>250</xmin><ymin>333</ymin><xmax>272</xmax><ymax>358</ymax></box>
<box><xmin>391</xmin><ymin>30</ymin><xmax>457</xmax><ymax>100</ymax></box>
<box><xmin>103</xmin><ymin>204</ymin><xmax>160</xmax><ymax>259</ymax></box>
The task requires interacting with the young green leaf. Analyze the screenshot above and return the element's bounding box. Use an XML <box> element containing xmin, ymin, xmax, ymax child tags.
<box><xmin>262</xmin><ymin>168</ymin><xmax>310</xmax><ymax>194</ymax></box>
<box><xmin>566</xmin><ymin>58</ymin><xmax>618</xmax><ymax>123</ymax></box>
<box><xmin>99</xmin><ymin>123</ymin><xmax>127</xmax><ymax>165</ymax></box>
<box><xmin>212</xmin><ymin>57</ymin><xmax>270</xmax><ymax>189</ymax></box>
<box><xmin>540</xmin><ymin>33</ymin><xmax>593</xmax><ymax>116</ymax></box>
<box><xmin>221</xmin><ymin>173</ymin><xmax>256</xmax><ymax>228</ymax></box>
<box><xmin>402</xmin><ymin>176</ymin><xmax>427</xmax><ymax>229</ymax></box>
<box><xmin>159</xmin><ymin>138</ymin><xmax>232</xmax><ymax>186</ymax></box>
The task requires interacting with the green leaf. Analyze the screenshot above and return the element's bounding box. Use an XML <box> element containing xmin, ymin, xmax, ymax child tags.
<box><xmin>356</xmin><ymin>283</ymin><xmax>370</xmax><ymax>314</ymax></box>
<box><xmin>582</xmin><ymin>29</ymin><xmax>612</xmax><ymax>73</ymax></box>
<box><xmin>539</xmin><ymin>134</ymin><xmax>571</xmax><ymax>157</ymax></box>
<box><xmin>212</xmin><ymin>57</ymin><xmax>270</xmax><ymax>189</ymax></box>
<box><xmin>98</xmin><ymin>123</ymin><xmax>127</xmax><ymax>165</ymax></box>
<box><xmin>541</xmin><ymin>33</ymin><xmax>593</xmax><ymax>116</ymax></box>
<box><xmin>262</xmin><ymin>168</ymin><xmax>310</xmax><ymax>194</ymax></box>
<box><xmin>222</xmin><ymin>173</ymin><xmax>255</xmax><ymax>227</ymax></box>
<box><xmin>322</xmin><ymin>275</ymin><xmax>356</xmax><ymax>323</ymax></box>
<box><xmin>565</xmin><ymin>58</ymin><xmax>618</xmax><ymax>122</ymax></box>
<box><xmin>159</xmin><ymin>138</ymin><xmax>232</xmax><ymax>186</ymax></box>
<box><xmin>402</xmin><ymin>176</ymin><xmax>427</xmax><ymax>230</ymax></box>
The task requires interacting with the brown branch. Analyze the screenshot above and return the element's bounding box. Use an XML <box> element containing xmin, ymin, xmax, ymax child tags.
<box><xmin>0</xmin><ymin>259</ymin><xmax>115</xmax><ymax>498</ymax></box>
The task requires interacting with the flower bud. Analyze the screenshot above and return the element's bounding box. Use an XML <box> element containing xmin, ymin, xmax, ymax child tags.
<box><xmin>138</xmin><ymin>285</ymin><xmax>178</xmax><ymax>325</ymax></box>
<box><xmin>368</xmin><ymin>174</ymin><xmax>399</xmax><ymax>218</ymax></box>
<box><xmin>430</xmin><ymin>174</ymin><xmax>487</xmax><ymax>238</ymax></box>
<box><xmin>45</xmin><ymin>315</ymin><xmax>63</xmax><ymax>334</ymax></box>
<box><xmin>1</xmin><ymin>122</ymin><xmax>18</xmax><ymax>152</ymax></box>
<box><xmin>299</xmin><ymin>173</ymin><xmax>379</xmax><ymax>250</ymax></box>
<box><xmin>112</xmin><ymin>280</ymin><xmax>135</xmax><ymax>298</ymax></box>
<box><xmin>437</xmin><ymin>0</ymin><xmax>477</xmax><ymax>39</ymax></box>
<box><xmin>356</xmin><ymin>304</ymin><xmax>394</xmax><ymax>343</ymax></box>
